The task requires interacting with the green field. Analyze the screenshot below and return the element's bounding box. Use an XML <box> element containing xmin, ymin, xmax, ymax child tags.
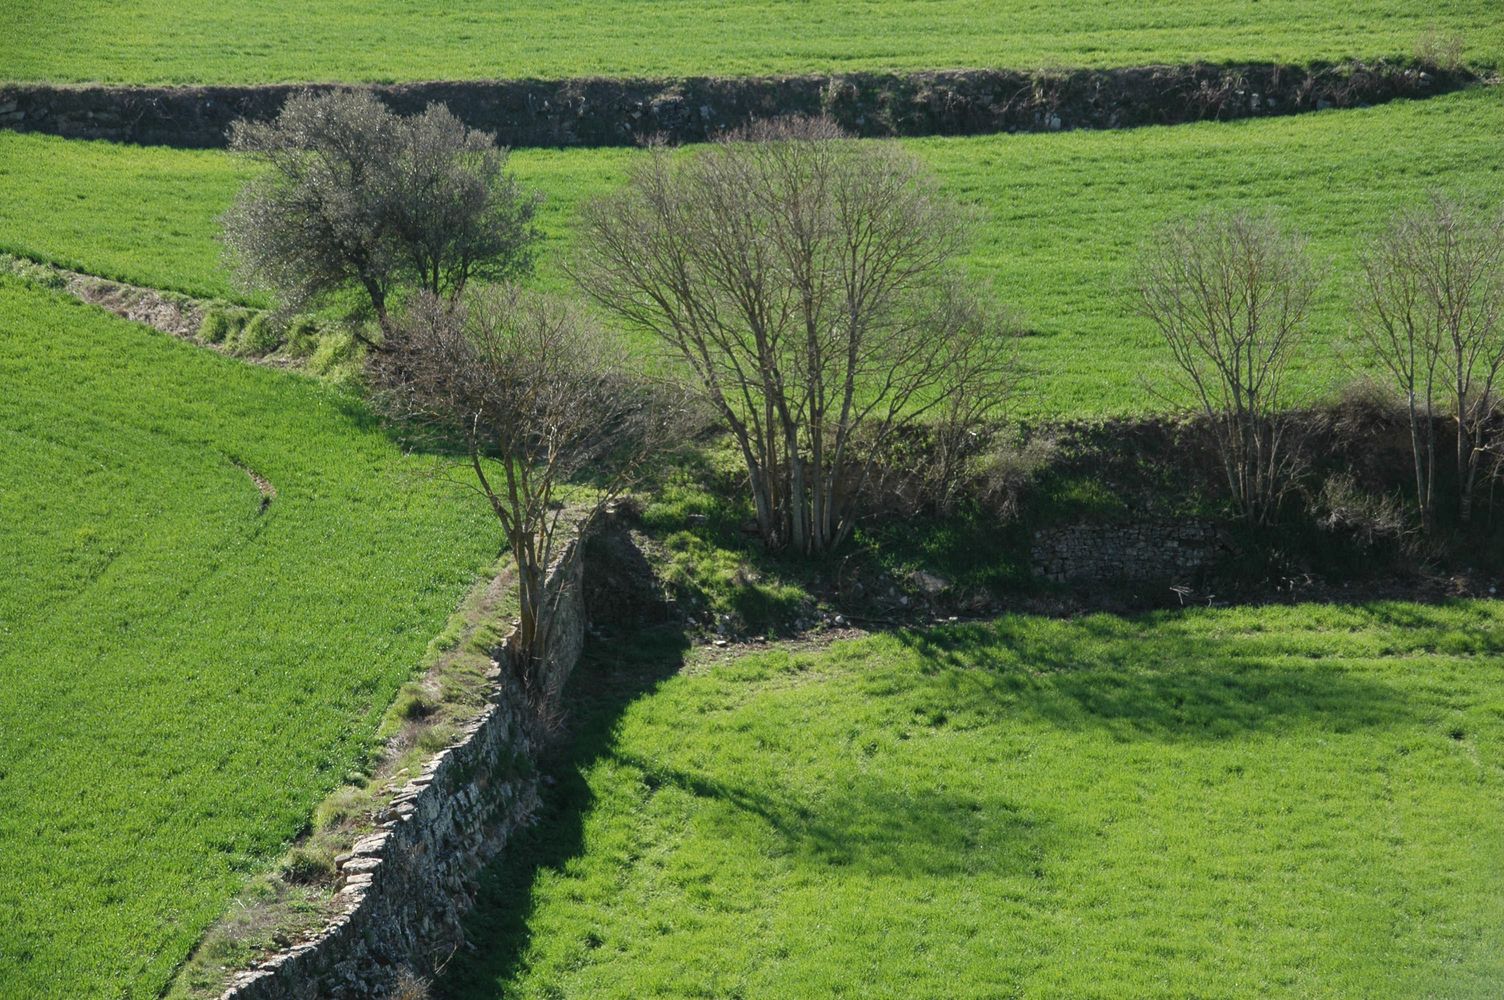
<box><xmin>444</xmin><ymin>604</ymin><xmax>1504</xmax><ymax>998</ymax></box>
<box><xmin>4</xmin><ymin>88</ymin><xmax>1502</xmax><ymax>413</ymax></box>
<box><xmin>0</xmin><ymin>279</ymin><xmax>495</xmax><ymax>998</ymax></box>
<box><xmin>3</xmin><ymin>0</ymin><xmax>1500</xmax><ymax>85</ymax></box>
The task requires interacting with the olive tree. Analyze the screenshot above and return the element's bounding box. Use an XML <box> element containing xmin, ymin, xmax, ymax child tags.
<box><xmin>1135</xmin><ymin>210</ymin><xmax>1320</xmax><ymax>525</ymax></box>
<box><xmin>574</xmin><ymin>116</ymin><xmax>1017</xmax><ymax>554</ymax></box>
<box><xmin>370</xmin><ymin>288</ymin><xmax>677</xmax><ymax>699</ymax></box>
<box><xmin>222</xmin><ymin>90</ymin><xmax>539</xmax><ymax>346</ymax></box>
<box><xmin>1355</xmin><ymin>194</ymin><xmax>1504</xmax><ymax>528</ymax></box>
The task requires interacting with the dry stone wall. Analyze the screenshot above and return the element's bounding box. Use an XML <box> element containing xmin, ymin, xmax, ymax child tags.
<box><xmin>221</xmin><ymin>541</ymin><xmax>587</xmax><ymax>1000</ymax></box>
<box><xmin>0</xmin><ymin>60</ymin><xmax>1471</xmax><ymax>149</ymax></box>
<box><xmin>1032</xmin><ymin>520</ymin><xmax>1227</xmax><ymax>585</ymax></box>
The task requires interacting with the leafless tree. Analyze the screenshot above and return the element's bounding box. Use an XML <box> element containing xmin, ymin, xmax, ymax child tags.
<box><xmin>573</xmin><ymin>116</ymin><xmax>1018</xmax><ymax>553</ymax></box>
<box><xmin>222</xmin><ymin>90</ymin><xmax>539</xmax><ymax>347</ymax></box>
<box><xmin>1135</xmin><ymin>209</ymin><xmax>1320</xmax><ymax>525</ymax></box>
<box><xmin>370</xmin><ymin>288</ymin><xmax>678</xmax><ymax>696</ymax></box>
<box><xmin>1355</xmin><ymin>194</ymin><xmax>1504</xmax><ymax>528</ymax></box>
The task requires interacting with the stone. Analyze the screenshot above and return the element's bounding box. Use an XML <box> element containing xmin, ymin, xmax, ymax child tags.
<box><xmin>909</xmin><ymin>570</ymin><xmax>951</xmax><ymax>596</ymax></box>
<box><xmin>220</xmin><ymin>536</ymin><xmax>591</xmax><ymax>1000</ymax></box>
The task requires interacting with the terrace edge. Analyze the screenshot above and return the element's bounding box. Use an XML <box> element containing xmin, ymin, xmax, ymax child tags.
<box><xmin>218</xmin><ymin>538</ymin><xmax>587</xmax><ymax>1000</ymax></box>
<box><xmin>0</xmin><ymin>59</ymin><xmax>1478</xmax><ymax>150</ymax></box>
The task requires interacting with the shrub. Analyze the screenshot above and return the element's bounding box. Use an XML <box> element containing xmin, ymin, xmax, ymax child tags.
<box><xmin>198</xmin><ymin>308</ymin><xmax>234</xmax><ymax>344</ymax></box>
<box><xmin>388</xmin><ymin>969</ymin><xmax>432</xmax><ymax>1000</ymax></box>
<box><xmin>312</xmin><ymin>784</ymin><xmax>370</xmax><ymax>831</ymax></box>
<box><xmin>282</xmin><ymin>316</ymin><xmax>321</xmax><ymax>358</ymax></box>
<box><xmin>979</xmin><ymin>432</ymin><xmax>1058</xmax><ymax>521</ymax></box>
<box><xmin>1314</xmin><ymin>473</ymin><xmax>1410</xmax><ymax>547</ymax></box>
<box><xmin>279</xmin><ymin>843</ymin><xmax>336</xmax><ymax>885</ymax></box>
<box><xmin>235</xmin><ymin>313</ymin><xmax>283</xmax><ymax>355</ymax></box>
<box><xmin>392</xmin><ymin>684</ymin><xmax>436</xmax><ymax>722</ymax></box>
<box><xmin>1134</xmin><ymin>209</ymin><xmax>1320</xmax><ymax>525</ymax></box>
<box><xmin>1415</xmin><ymin>30</ymin><xmax>1466</xmax><ymax>71</ymax></box>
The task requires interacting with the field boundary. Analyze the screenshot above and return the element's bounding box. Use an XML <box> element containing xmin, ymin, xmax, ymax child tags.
<box><xmin>0</xmin><ymin>59</ymin><xmax>1477</xmax><ymax>149</ymax></box>
<box><xmin>213</xmin><ymin>540</ymin><xmax>586</xmax><ymax>1000</ymax></box>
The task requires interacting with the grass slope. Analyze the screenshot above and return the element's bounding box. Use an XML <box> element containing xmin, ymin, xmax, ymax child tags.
<box><xmin>0</xmin><ymin>279</ymin><xmax>495</xmax><ymax>998</ymax></box>
<box><xmin>2</xmin><ymin>0</ymin><xmax>1500</xmax><ymax>85</ymax></box>
<box><xmin>2</xmin><ymin>89</ymin><xmax>1502</xmax><ymax>412</ymax></box>
<box><xmin>444</xmin><ymin>603</ymin><xmax>1504</xmax><ymax>999</ymax></box>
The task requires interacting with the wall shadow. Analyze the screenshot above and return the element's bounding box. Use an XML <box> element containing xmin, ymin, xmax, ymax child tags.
<box><xmin>434</xmin><ymin>625</ymin><xmax>690</xmax><ymax>999</ymax></box>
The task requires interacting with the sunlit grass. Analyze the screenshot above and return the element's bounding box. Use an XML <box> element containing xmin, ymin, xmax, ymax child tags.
<box><xmin>4</xmin><ymin>89</ymin><xmax>1501</xmax><ymax>414</ymax></box>
<box><xmin>444</xmin><ymin>601</ymin><xmax>1504</xmax><ymax>998</ymax></box>
<box><xmin>0</xmin><ymin>279</ymin><xmax>496</xmax><ymax>998</ymax></box>
<box><xmin>2</xmin><ymin>0</ymin><xmax>1499</xmax><ymax>85</ymax></box>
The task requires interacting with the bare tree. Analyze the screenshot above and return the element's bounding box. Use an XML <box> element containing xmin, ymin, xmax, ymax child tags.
<box><xmin>370</xmin><ymin>288</ymin><xmax>676</xmax><ymax>696</ymax></box>
<box><xmin>1356</xmin><ymin>194</ymin><xmax>1504</xmax><ymax>528</ymax></box>
<box><xmin>222</xmin><ymin>90</ymin><xmax>539</xmax><ymax>347</ymax></box>
<box><xmin>1135</xmin><ymin>210</ymin><xmax>1320</xmax><ymax>525</ymax></box>
<box><xmin>1355</xmin><ymin>205</ymin><xmax>1447</xmax><ymax>530</ymax></box>
<box><xmin>574</xmin><ymin>116</ymin><xmax>1018</xmax><ymax>553</ymax></box>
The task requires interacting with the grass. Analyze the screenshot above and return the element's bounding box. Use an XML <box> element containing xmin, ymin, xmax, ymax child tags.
<box><xmin>0</xmin><ymin>277</ymin><xmax>500</xmax><ymax>998</ymax></box>
<box><xmin>1</xmin><ymin>0</ymin><xmax>1499</xmax><ymax>85</ymax></box>
<box><xmin>0</xmin><ymin>138</ymin><xmax>255</xmax><ymax>302</ymax></box>
<box><xmin>441</xmin><ymin>601</ymin><xmax>1504</xmax><ymax>998</ymax></box>
<box><xmin>3</xmin><ymin>88</ymin><xmax>1502</xmax><ymax>414</ymax></box>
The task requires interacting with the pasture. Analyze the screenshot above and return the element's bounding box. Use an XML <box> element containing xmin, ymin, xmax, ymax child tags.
<box><xmin>3</xmin><ymin>88</ymin><xmax>1501</xmax><ymax>413</ymax></box>
<box><xmin>445</xmin><ymin>604</ymin><xmax>1504</xmax><ymax>998</ymax></box>
<box><xmin>4</xmin><ymin>2</ymin><xmax>1504</xmax><ymax>992</ymax></box>
<box><xmin>3</xmin><ymin>0</ymin><xmax>1500</xmax><ymax>85</ymax></box>
<box><xmin>0</xmin><ymin>279</ymin><xmax>495</xmax><ymax>998</ymax></box>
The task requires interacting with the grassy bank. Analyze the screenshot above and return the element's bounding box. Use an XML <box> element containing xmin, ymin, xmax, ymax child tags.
<box><xmin>444</xmin><ymin>602</ymin><xmax>1504</xmax><ymax>998</ymax></box>
<box><xmin>0</xmin><ymin>279</ymin><xmax>496</xmax><ymax>998</ymax></box>
<box><xmin>3</xmin><ymin>0</ymin><xmax>1499</xmax><ymax>85</ymax></box>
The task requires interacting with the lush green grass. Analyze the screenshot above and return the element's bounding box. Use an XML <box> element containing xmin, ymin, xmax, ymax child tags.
<box><xmin>0</xmin><ymin>138</ymin><xmax>255</xmax><ymax>302</ymax></box>
<box><xmin>0</xmin><ymin>279</ymin><xmax>497</xmax><ymax>998</ymax></box>
<box><xmin>2</xmin><ymin>0</ymin><xmax>1499</xmax><ymax>85</ymax></box>
<box><xmin>4</xmin><ymin>88</ymin><xmax>1502</xmax><ymax>413</ymax></box>
<box><xmin>443</xmin><ymin>602</ymin><xmax>1504</xmax><ymax>999</ymax></box>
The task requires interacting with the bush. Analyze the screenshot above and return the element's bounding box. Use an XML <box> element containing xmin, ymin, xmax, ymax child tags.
<box><xmin>1314</xmin><ymin>473</ymin><xmax>1410</xmax><ymax>547</ymax></box>
<box><xmin>198</xmin><ymin>309</ymin><xmax>234</xmax><ymax>344</ymax></box>
<box><xmin>235</xmin><ymin>313</ymin><xmax>283</xmax><ymax>355</ymax></box>
<box><xmin>312</xmin><ymin>784</ymin><xmax>370</xmax><ymax>832</ymax></box>
<box><xmin>1415</xmin><ymin>30</ymin><xmax>1466</xmax><ymax>71</ymax></box>
<box><xmin>979</xmin><ymin>433</ymin><xmax>1058</xmax><ymax>521</ymax></box>
<box><xmin>391</xmin><ymin>684</ymin><xmax>436</xmax><ymax>722</ymax></box>
<box><xmin>282</xmin><ymin>316</ymin><xmax>322</xmax><ymax>358</ymax></box>
<box><xmin>387</xmin><ymin>969</ymin><xmax>432</xmax><ymax>1000</ymax></box>
<box><xmin>279</xmin><ymin>843</ymin><xmax>336</xmax><ymax>885</ymax></box>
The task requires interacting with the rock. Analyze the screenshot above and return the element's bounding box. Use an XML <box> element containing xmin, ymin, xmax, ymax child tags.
<box><xmin>909</xmin><ymin>570</ymin><xmax>951</xmax><ymax>596</ymax></box>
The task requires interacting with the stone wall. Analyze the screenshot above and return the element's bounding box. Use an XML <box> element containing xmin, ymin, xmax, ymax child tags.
<box><xmin>0</xmin><ymin>59</ymin><xmax>1471</xmax><ymax>149</ymax></box>
<box><xmin>221</xmin><ymin>540</ymin><xmax>587</xmax><ymax>1000</ymax></box>
<box><xmin>1032</xmin><ymin>520</ymin><xmax>1227</xmax><ymax>585</ymax></box>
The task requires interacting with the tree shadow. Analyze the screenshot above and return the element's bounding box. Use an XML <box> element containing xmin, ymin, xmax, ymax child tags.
<box><xmin>609</xmin><ymin>749</ymin><xmax>1059</xmax><ymax>880</ymax></box>
<box><xmin>435</xmin><ymin>600</ymin><xmax>1485</xmax><ymax>995</ymax></box>
<box><xmin>888</xmin><ymin>602</ymin><xmax>1496</xmax><ymax>742</ymax></box>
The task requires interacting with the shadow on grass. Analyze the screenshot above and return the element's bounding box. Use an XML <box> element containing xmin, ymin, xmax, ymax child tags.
<box><xmin>435</xmin><ymin>601</ymin><xmax>1486</xmax><ymax>995</ymax></box>
<box><xmin>435</xmin><ymin>625</ymin><xmax>691</xmax><ymax>999</ymax></box>
<box><xmin>610</xmin><ymin>749</ymin><xmax>1056</xmax><ymax>879</ymax></box>
<box><xmin>887</xmin><ymin>603</ymin><xmax>1502</xmax><ymax>742</ymax></box>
